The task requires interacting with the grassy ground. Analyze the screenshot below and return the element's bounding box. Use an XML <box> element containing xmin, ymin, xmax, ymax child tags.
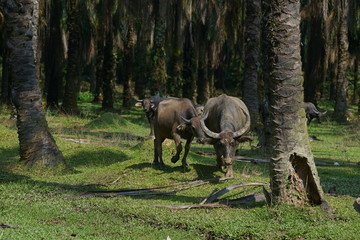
<box><xmin>0</xmin><ymin>99</ymin><xmax>359</xmax><ymax>240</ymax></box>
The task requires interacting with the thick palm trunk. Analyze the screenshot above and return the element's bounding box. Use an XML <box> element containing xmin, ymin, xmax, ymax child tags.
<box><xmin>123</xmin><ymin>21</ymin><xmax>135</xmax><ymax>108</ymax></box>
<box><xmin>151</xmin><ymin>0</ymin><xmax>167</xmax><ymax>96</ymax></box>
<box><xmin>93</xmin><ymin>32</ymin><xmax>105</xmax><ymax>103</ymax></box>
<box><xmin>101</xmin><ymin>0</ymin><xmax>116</xmax><ymax>110</ymax></box>
<box><xmin>243</xmin><ymin>0</ymin><xmax>261</xmax><ymax>130</ymax></box>
<box><xmin>182</xmin><ymin>20</ymin><xmax>198</xmax><ymax>102</ymax></box>
<box><xmin>3</xmin><ymin>0</ymin><xmax>64</xmax><ymax>166</ymax></box>
<box><xmin>62</xmin><ymin>0</ymin><xmax>81</xmax><ymax>115</ymax></box>
<box><xmin>169</xmin><ymin>0</ymin><xmax>184</xmax><ymax>97</ymax></box>
<box><xmin>197</xmin><ymin>23</ymin><xmax>210</xmax><ymax>104</ymax></box>
<box><xmin>1</xmin><ymin>48</ymin><xmax>11</xmax><ymax>105</ymax></box>
<box><xmin>101</xmin><ymin>30</ymin><xmax>116</xmax><ymax>109</ymax></box>
<box><xmin>303</xmin><ymin>16</ymin><xmax>326</xmax><ymax>104</ymax></box>
<box><xmin>266</xmin><ymin>0</ymin><xmax>325</xmax><ymax>205</ymax></box>
<box><xmin>334</xmin><ymin>0</ymin><xmax>349</xmax><ymax>122</ymax></box>
<box><xmin>45</xmin><ymin>0</ymin><xmax>65</xmax><ymax>109</ymax></box>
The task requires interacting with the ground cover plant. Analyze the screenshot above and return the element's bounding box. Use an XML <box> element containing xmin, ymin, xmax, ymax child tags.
<box><xmin>0</xmin><ymin>100</ymin><xmax>359</xmax><ymax>240</ymax></box>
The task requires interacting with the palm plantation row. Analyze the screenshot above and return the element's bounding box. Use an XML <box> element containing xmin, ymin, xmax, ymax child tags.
<box><xmin>0</xmin><ymin>0</ymin><xmax>359</xmax><ymax>208</ymax></box>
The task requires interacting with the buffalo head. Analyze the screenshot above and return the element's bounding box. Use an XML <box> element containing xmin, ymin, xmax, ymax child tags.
<box><xmin>178</xmin><ymin>116</ymin><xmax>205</xmax><ymax>144</ymax></box>
<box><xmin>200</xmin><ymin>108</ymin><xmax>250</xmax><ymax>177</ymax></box>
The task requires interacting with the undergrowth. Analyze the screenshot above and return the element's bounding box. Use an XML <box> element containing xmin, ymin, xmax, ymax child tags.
<box><xmin>0</xmin><ymin>100</ymin><xmax>359</xmax><ymax>240</ymax></box>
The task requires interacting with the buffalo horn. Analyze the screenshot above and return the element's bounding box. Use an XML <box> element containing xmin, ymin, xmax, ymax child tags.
<box><xmin>200</xmin><ymin>112</ymin><xmax>221</xmax><ymax>139</ymax></box>
<box><xmin>181</xmin><ymin>116</ymin><xmax>191</xmax><ymax>124</ymax></box>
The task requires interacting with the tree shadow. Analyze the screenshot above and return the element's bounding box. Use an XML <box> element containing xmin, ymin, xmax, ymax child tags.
<box><xmin>66</xmin><ymin>149</ymin><xmax>130</xmax><ymax>168</ymax></box>
<box><xmin>52</xmin><ymin>127</ymin><xmax>145</xmax><ymax>142</ymax></box>
<box><xmin>315</xmin><ymin>157</ymin><xmax>360</xmax><ymax>197</ymax></box>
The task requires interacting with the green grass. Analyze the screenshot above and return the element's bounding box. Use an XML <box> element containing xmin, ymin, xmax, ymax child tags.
<box><xmin>0</xmin><ymin>100</ymin><xmax>359</xmax><ymax>240</ymax></box>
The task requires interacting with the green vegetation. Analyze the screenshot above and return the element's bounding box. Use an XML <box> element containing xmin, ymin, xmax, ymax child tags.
<box><xmin>0</xmin><ymin>100</ymin><xmax>359</xmax><ymax>240</ymax></box>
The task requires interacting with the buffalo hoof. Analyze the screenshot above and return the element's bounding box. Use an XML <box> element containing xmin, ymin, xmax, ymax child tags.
<box><xmin>171</xmin><ymin>156</ymin><xmax>180</xmax><ymax>163</ymax></box>
<box><xmin>181</xmin><ymin>162</ymin><xmax>189</xmax><ymax>167</ymax></box>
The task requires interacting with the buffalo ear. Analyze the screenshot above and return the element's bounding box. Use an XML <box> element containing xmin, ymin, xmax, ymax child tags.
<box><xmin>235</xmin><ymin>136</ymin><xmax>253</xmax><ymax>143</ymax></box>
<box><xmin>202</xmin><ymin>138</ymin><xmax>216</xmax><ymax>145</ymax></box>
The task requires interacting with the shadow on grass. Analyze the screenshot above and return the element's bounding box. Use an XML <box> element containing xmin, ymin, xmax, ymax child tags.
<box><xmin>316</xmin><ymin>157</ymin><xmax>360</xmax><ymax>197</ymax></box>
<box><xmin>65</xmin><ymin>149</ymin><xmax>130</xmax><ymax>168</ymax></box>
<box><xmin>0</xmin><ymin>146</ymin><xmax>130</xmax><ymax>194</ymax></box>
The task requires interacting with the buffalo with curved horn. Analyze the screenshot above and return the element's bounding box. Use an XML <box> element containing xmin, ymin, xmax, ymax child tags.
<box><xmin>200</xmin><ymin>94</ymin><xmax>251</xmax><ymax>177</ymax></box>
<box><xmin>304</xmin><ymin>102</ymin><xmax>327</xmax><ymax>125</ymax></box>
<box><xmin>153</xmin><ymin>98</ymin><xmax>205</xmax><ymax>169</ymax></box>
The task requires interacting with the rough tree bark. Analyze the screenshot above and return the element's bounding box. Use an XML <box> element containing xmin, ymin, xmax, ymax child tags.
<box><xmin>62</xmin><ymin>0</ymin><xmax>81</xmax><ymax>115</ymax></box>
<box><xmin>265</xmin><ymin>0</ymin><xmax>326</xmax><ymax>206</ymax></box>
<box><xmin>45</xmin><ymin>0</ymin><xmax>65</xmax><ymax>109</ymax></box>
<box><xmin>243</xmin><ymin>0</ymin><xmax>261</xmax><ymax>131</ymax></box>
<box><xmin>169</xmin><ymin>0</ymin><xmax>185</xmax><ymax>97</ymax></box>
<box><xmin>334</xmin><ymin>0</ymin><xmax>349</xmax><ymax>122</ymax></box>
<box><xmin>3</xmin><ymin>0</ymin><xmax>64</xmax><ymax>166</ymax></box>
<box><xmin>151</xmin><ymin>0</ymin><xmax>167</xmax><ymax>96</ymax></box>
<box><xmin>123</xmin><ymin>20</ymin><xmax>135</xmax><ymax>108</ymax></box>
<box><xmin>101</xmin><ymin>0</ymin><xmax>116</xmax><ymax>110</ymax></box>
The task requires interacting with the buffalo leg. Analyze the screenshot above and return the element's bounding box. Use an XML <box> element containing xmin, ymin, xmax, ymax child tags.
<box><xmin>171</xmin><ymin>134</ymin><xmax>182</xmax><ymax>164</ymax></box>
<box><xmin>181</xmin><ymin>137</ymin><xmax>193</xmax><ymax>166</ymax></box>
<box><xmin>225</xmin><ymin>164</ymin><xmax>233</xmax><ymax>178</ymax></box>
<box><xmin>154</xmin><ymin>138</ymin><xmax>165</xmax><ymax>169</ymax></box>
<box><xmin>149</xmin><ymin>120</ymin><xmax>154</xmax><ymax>136</ymax></box>
<box><xmin>224</xmin><ymin>158</ymin><xmax>233</xmax><ymax>177</ymax></box>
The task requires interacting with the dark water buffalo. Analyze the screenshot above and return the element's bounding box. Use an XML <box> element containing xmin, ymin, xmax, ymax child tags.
<box><xmin>201</xmin><ymin>94</ymin><xmax>251</xmax><ymax>177</ymax></box>
<box><xmin>304</xmin><ymin>102</ymin><xmax>327</xmax><ymax>125</ymax></box>
<box><xmin>135</xmin><ymin>96</ymin><xmax>173</xmax><ymax>136</ymax></box>
<box><xmin>136</xmin><ymin>96</ymin><xmax>204</xmax><ymax>136</ymax></box>
<box><xmin>153</xmin><ymin>98</ymin><xmax>205</xmax><ymax>169</ymax></box>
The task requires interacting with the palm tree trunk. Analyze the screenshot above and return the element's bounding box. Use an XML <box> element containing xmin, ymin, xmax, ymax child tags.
<box><xmin>1</xmin><ymin>48</ymin><xmax>11</xmax><ymax>105</ymax></box>
<box><xmin>182</xmin><ymin>19</ymin><xmax>198</xmax><ymax>102</ymax></box>
<box><xmin>123</xmin><ymin>21</ymin><xmax>135</xmax><ymax>108</ymax></box>
<box><xmin>101</xmin><ymin>0</ymin><xmax>116</xmax><ymax>110</ymax></box>
<box><xmin>62</xmin><ymin>0</ymin><xmax>81</xmax><ymax>115</ymax></box>
<box><xmin>3</xmin><ymin>0</ymin><xmax>64</xmax><ymax>166</ymax></box>
<box><xmin>151</xmin><ymin>0</ymin><xmax>167</xmax><ymax>96</ymax></box>
<box><xmin>334</xmin><ymin>0</ymin><xmax>349</xmax><ymax>122</ymax></box>
<box><xmin>169</xmin><ymin>0</ymin><xmax>185</xmax><ymax>97</ymax></box>
<box><xmin>243</xmin><ymin>0</ymin><xmax>261</xmax><ymax>131</ymax></box>
<box><xmin>45</xmin><ymin>0</ymin><xmax>65</xmax><ymax>109</ymax></box>
<box><xmin>101</xmin><ymin>30</ymin><xmax>115</xmax><ymax>109</ymax></box>
<box><xmin>266</xmin><ymin>0</ymin><xmax>325</xmax><ymax>205</ymax></box>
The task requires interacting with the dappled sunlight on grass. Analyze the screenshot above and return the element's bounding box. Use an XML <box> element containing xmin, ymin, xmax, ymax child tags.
<box><xmin>1</xmin><ymin>102</ymin><xmax>360</xmax><ymax>239</ymax></box>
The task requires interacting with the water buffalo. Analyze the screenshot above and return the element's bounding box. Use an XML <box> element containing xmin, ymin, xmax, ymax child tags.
<box><xmin>201</xmin><ymin>94</ymin><xmax>251</xmax><ymax>177</ymax></box>
<box><xmin>153</xmin><ymin>98</ymin><xmax>205</xmax><ymax>169</ymax></box>
<box><xmin>135</xmin><ymin>96</ymin><xmax>170</xmax><ymax>136</ymax></box>
<box><xmin>304</xmin><ymin>102</ymin><xmax>327</xmax><ymax>125</ymax></box>
<box><xmin>136</xmin><ymin>96</ymin><xmax>204</xmax><ymax>136</ymax></box>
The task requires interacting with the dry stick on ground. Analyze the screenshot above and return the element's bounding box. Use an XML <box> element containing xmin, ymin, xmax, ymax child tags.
<box><xmin>202</xmin><ymin>182</ymin><xmax>268</xmax><ymax>203</ymax></box>
<box><xmin>154</xmin><ymin>193</ymin><xmax>267</xmax><ymax>210</ymax></box>
<box><xmin>154</xmin><ymin>182</ymin><xmax>269</xmax><ymax>209</ymax></box>
<box><xmin>0</xmin><ymin>224</ymin><xmax>17</xmax><ymax>229</ymax></box>
<box><xmin>234</xmin><ymin>156</ymin><xmax>346</xmax><ymax>166</ymax></box>
<box><xmin>81</xmin><ymin>177</ymin><xmax>233</xmax><ymax>197</ymax></box>
<box><xmin>200</xmin><ymin>188</ymin><xmax>219</xmax><ymax>205</ymax></box>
